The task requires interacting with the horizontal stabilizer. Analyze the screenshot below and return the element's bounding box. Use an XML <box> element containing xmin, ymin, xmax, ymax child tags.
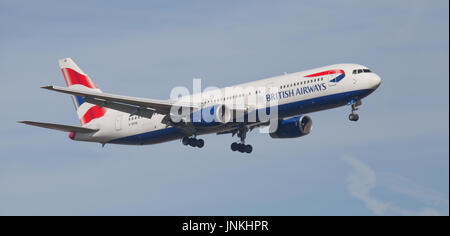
<box><xmin>41</xmin><ymin>85</ymin><xmax>197</xmax><ymax>115</ymax></box>
<box><xmin>18</xmin><ymin>121</ymin><xmax>98</xmax><ymax>133</ymax></box>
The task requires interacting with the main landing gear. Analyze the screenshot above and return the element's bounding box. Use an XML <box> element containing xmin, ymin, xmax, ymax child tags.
<box><xmin>182</xmin><ymin>136</ymin><xmax>204</xmax><ymax>148</ymax></box>
<box><xmin>231</xmin><ymin>127</ymin><xmax>253</xmax><ymax>154</ymax></box>
<box><xmin>349</xmin><ymin>100</ymin><xmax>362</xmax><ymax>122</ymax></box>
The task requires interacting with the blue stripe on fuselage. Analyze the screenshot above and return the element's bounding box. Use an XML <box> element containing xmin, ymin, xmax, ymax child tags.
<box><xmin>108</xmin><ymin>89</ymin><xmax>375</xmax><ymax>145</ymax></box>
<box><xmin>276</xmin><ymin>88</ymin><xmax>374</xmax><ymax>117</ymax></box>
<box><xmin>109</xmin><ymin>126</ymin><xmax>184</xmax><ymax>145</ymax></box>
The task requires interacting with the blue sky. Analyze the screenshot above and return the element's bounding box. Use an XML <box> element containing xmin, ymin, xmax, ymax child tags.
<box><xmin>0</xmin><ymin>0</ymin><xmax>448</xmax><ymax>215</ymax></box>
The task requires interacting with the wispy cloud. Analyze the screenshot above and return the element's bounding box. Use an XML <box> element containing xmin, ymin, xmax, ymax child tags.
<box><xmin>342</xmin><ymin>156</ymin><xmax>391</xmax><ymax>216</ymax></box>
<box><xmin>343</xmin><ymin>156</ymin><xmax>448</xmax><ymax>216</ymax></box>
<box><xmin>379</xmin><ymin>173</ymin><xmax>449</xmax><ymax>208</ymax></box>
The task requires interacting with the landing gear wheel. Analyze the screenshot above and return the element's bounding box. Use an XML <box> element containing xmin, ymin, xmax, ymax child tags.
<box><xmin>349</xmin><ymin>113</ymin><xmax>359</xmax><ymax>122</ymax></box>
<box><xmin>182</xmin><ymin>136</ymin><xmax>205</xmax><ymax>148</ymax></box>
<box><xmin>231</xmin><ymin>143</ymin><xmax>253</xmax><ymax>153</ymax></box>
<box><xmin>231</xmin><ymin>142</ymin><xmax>239</xmax><ymax>151</ymax></box>
<box><xmin>197</xmin><ymin>139</ymin><xmax>204</xmax><ymax>148</ymax></box>
<box><xmin>182</xmin><ymin>137</ymin><xmax>190</xmax><ymax>145</ymax></box>
<box><xmin>188</xmin><ymin>139</ymin><xmax>197</xmax><ymax>147</ymax></box>
<box><xmin>245</xmin><ymin>145</ymin><xmax>253</xmax><ymax>154</ymax></box>
<box><xmin>237</xmin><ymin>144</ymin><xmax>245</xmax><ymax>153</ymax></box>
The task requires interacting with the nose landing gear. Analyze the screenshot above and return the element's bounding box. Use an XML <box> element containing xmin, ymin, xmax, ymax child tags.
<box><xmin>349</xmin><ymin>100</ymin><xmax>362</xmax><ymax>122</ymax></box>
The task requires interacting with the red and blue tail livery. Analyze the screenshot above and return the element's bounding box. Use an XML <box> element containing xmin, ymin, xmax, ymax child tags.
<box><xmin>58</xmin><ymin>58</ymin><xmax>107</xmax><ymax>126</ymax></box>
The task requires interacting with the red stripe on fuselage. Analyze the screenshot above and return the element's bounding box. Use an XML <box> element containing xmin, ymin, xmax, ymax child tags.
<box><xmin>305</xmin><ymin>69</ymin><xmax>345</xmax><ymax>78</ymax></box>
<box><xmin>61</xmin><ymin>68</ymin><xmax>98</xmax><ymax>88</ymax></box>
<box><xmin>81</xmin><ymin>105</ymin><xmax>106</xmax><ymax>125</ymax></box>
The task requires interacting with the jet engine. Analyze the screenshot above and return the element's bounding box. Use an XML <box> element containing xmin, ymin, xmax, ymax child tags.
<box><xmin>269</xmin><ymin>115</ymin><xmax>313</xmax><ymax>139</ymax></box>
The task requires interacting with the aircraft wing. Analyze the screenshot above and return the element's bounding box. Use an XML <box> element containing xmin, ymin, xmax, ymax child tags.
<box><xmin>18</xmin><ymin>121</ymin><xmax>98</xmax><ymax>133</ymax></box>
<box><xmin>42</xmin><ymin>85</ymin><xmax>197</xmax><ymax>119</ymax></box>
<box><xmin>216</xmin><ymin>121</ymin><xmax>269</xmax><ymax>136</ymax></box>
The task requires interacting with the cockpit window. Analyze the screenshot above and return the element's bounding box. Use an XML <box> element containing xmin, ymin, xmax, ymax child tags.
<box><xmin>353</xmin><ymin>68</ymin><xmax>373</xmax><ymax>74</ymax></box>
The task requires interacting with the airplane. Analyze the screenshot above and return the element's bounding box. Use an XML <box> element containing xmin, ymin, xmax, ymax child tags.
<box><xmin>19</xmin><ymin>58</ymin><xmax>381</xmax><ymax>154</ymax></box>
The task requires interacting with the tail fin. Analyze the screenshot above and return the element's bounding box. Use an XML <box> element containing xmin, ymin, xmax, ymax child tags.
<box><xmin>58</xmin><ymin>58</ymin><xmax>107</xmax><ymax>126</ymax></box>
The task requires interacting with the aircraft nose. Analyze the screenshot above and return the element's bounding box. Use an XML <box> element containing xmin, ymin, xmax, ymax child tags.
<box><xmin>370</xmin><ymin>74</ymin><xmax>381</xmax><ymax>89</ymax></box>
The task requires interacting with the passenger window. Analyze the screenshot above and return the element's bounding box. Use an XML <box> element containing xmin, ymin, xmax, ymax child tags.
<box><xmin>358</xmin><ymin>69</ymin><xmax>363</xmax><ymax>74</ymax></box>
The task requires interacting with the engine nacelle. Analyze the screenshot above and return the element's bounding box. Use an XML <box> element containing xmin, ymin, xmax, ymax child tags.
<box><xmin>190</xmin><ymin>104</ymin><xmax>232</xmax><ymax>127</ymax></box>
<box><xmin>269</xmin><ymin>115</ymin><xmax>313</xmax><ymax>139</ymax></box>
